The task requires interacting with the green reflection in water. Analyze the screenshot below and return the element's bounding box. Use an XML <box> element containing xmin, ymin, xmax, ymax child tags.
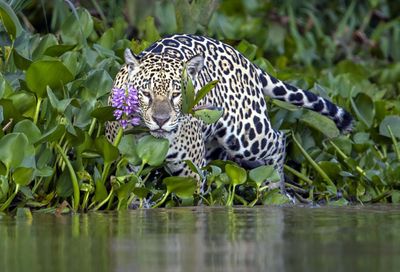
<box><xmin>1</xmin><ymin>206</ymin><xmax>400</xmax><ymax>272</ymax></box>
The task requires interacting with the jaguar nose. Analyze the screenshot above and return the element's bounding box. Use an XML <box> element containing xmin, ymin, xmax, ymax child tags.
<box><xmin>152</xmin><ymin>114</ymin><xmax>170</xmax><ymax>127</ymax></box>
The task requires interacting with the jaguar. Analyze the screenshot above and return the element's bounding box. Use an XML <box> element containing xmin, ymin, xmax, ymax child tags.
<box><xmin>106</xmin><ymin>34</ymin><xmax>352</xmax><ymax>189</ymax></box>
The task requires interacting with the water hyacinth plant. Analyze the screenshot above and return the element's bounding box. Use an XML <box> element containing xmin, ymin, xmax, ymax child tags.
<box><xmin>111</xmin><ymin>84</ymin><xmax>141</xmax><ymax>129</ymax></box>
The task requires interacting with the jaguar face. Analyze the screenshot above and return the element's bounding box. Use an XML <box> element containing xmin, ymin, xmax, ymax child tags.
<box><xmin>124</xmin><ymin>49</ymin><xmax>204</xmax><ymax>138</ymax></box>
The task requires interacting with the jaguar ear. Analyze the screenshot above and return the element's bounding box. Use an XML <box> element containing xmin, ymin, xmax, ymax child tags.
<box><xmin>186</xmin><ymin>54</ymin><xmax>204</xmax><ymax>78</ymax></box>
<box><xmin>124</xmin><ymin>48</ymin><xmax>140</xmax><ymax>72</ymax></box>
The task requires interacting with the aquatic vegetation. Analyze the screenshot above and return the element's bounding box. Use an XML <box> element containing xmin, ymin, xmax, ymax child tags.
<box><xmin>0</xmin><ymin>0</ymin><xmax>399</xmax><ymax>213</ymax></box>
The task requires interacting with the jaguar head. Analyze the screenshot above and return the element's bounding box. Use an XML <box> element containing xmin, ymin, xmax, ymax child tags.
<box><xmin>124</xmin><ymin>49</ymin><xmax>204</xmax><ymax>138</ymax></box>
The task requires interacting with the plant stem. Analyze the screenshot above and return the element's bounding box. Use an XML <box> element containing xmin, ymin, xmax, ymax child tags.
<box><xmin>101</xmin><ymin>127</ymin><xmax>124</xmax><ymax>184</ymax></box>
<box><xmin>284</xmin><ymin>164</ymin><xmax>314</xmax><ymax>185</ymax></box>
<box><xmin>33</xmin><ymin>97</ymin><xmax>42</xmax><ymax>125</ymax></box>
<box><xmin>93</xmin><ymin>188</ymin><xmax>114</xmax><ymax>211</ymax></box>
<box><xmin>55</xmin><ymin>143</ymin><xmax>80</xmax><ymax>212</ymax></box>
<box><xmin>387</xmin><ymin>126</ymin><xmax>400</xmax><ymax>161</ymax></box>
<box><xmin>88</xmin><ymin>118</ymin><xmax>96</xmax><ymax>136</ymax></box>
<box><xmin>292</xmin><ymin>134</ymin><xmax>337</xmax><ymax>193</ymax></box>
<box><xmin>152</xmin><ymin>192</ymin><xmax>170</xmax><ymax>208</ymax></box>
<box><xmin>0</xmin><ymin>184</ymin><xmax>20</xmax><ymax>212</ymax></box>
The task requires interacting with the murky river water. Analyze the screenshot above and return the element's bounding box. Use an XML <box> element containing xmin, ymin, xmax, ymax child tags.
<box><xmin>1</xmin><ymin>205</ymin><xmax>399</xmax><ymax>272</ymax></box>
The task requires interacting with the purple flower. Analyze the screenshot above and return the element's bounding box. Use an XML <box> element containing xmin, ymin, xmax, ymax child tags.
<box><xmin>111</xmin><ymin>84</ymin><xmax>140</xmax><ymax>129</ymax></box>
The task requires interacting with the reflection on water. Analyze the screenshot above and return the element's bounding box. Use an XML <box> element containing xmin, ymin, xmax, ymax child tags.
<box><xmin>1</xmin><ymin>206</ymin><xmax>400</xmax><ymax>272</ymax></box>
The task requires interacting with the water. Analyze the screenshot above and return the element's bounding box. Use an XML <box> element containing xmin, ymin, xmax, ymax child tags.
<box><xmin>1</xmin><ymin>206</ymin><xmax>399</xmax><ymax>272</ymax></box>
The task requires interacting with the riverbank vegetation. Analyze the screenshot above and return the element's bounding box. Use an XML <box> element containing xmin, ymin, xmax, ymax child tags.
<box><xmin>0</xmin><ymin>0</ymin><xmax>399</xmax><ymax>212</ymax></box>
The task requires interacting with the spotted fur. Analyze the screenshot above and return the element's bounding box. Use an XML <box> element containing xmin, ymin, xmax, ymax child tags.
<box><xmin>106</xmin><ymin>34</ymin><xmax>353</xmax><ymax>187</ymax></box>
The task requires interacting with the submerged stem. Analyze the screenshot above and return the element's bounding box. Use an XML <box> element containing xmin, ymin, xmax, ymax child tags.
<box><xmin>55</xmin><ymin>143</ymin><xmax>80</xmax><ymax>212</ymax></box>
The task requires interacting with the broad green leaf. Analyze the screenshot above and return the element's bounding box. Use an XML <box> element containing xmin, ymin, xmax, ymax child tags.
<box><xmin>8</xmin><ymin>91</ymin><xmax>36</xmax><ymax>119</ymax></box>
<box><xmin>56</xmin><ymin>170</ymin><xmax>73</xmax><ymax>198</ymax></box>
<box><xmin>95</xmin><ymin>136</ymin><xmax>119</xmax><ymax>164</ymax></box>
<box><xmin>26</xmin><ymin>60</ymin><xmax>74</xmax><ymax>97</ymax></box>
<box><xmin>249</xmin><ymin>165</ymin><xmax>280</xmax><ymax>187</ymax></box>
<box><xmin>351</xmin><ymin>93</ymin><xmax>374</xmax><ymax>128</ymax></box>
<box><xmin>32</xmin><ymin>34</ymin><xmax>58</xmax><ymax>60</ymax></box>
<box><xmin>0</xmin><ymin>133</ymin><xmax>30</xmax><ymax>170</ymax></box>
<box><xmin>300</xmin><ymin>111</ymin><xmax>340</xmax><ymax>138</ymax></box>
<box><xmin>379</xmin><ymin>115</ymin><xmax>400</xmax><ymax>139</ymax></box>
<box><xmin>263</xmin><ymin>189</ymin><xmax>291</xmax><ymax>205</ymax></box>
<box><xmin>193</xmin><ymin>108</ymin><xmax>223</xmax><ymax>124</ymax></box>
<box><xmin>91</xmin><ymin>106</ymin><xmax>115</xmax><ymax>122</ymax></box>
<box><xmin>318</xmin><ymin>161</ymin><xmax>341</xmax><ymax>179</ymax></box>
<box><xmin>0</xmin><ymin>106</ymin><xmax>3</xmax><ymax>124</ymax></box>
<box><xmin>136</xmin><ymin>135</ymin><xmax>169</xmax><ymax>166</ymax></box>
<box><xmin>118</xmin><ymin>135</ymin><xmax>141</xmax><ymax>165</ymax></box>
<box><xmin>133</xmin><ymin>187</ymin><xmax>150</xmax><ymax>199</ymax></box>
<box><xmin>225</xmin><ymin>164</ymin><xmax>247</xmax><ymax>186</ymax></box>
<box><xmin>60</xmin><ymin>8</ymin><xmax>94</xmax><ymax>44</ymax></box>
<box><xmin>12</xmin><ymin>167</ymin><xmax>34</xmax><ymax>186</ymax></box>
<box><xmin>35</xmin><ymin>125</ymin><xmax>66</xmax><ymax>145</ymax></box>
<box><xmin>0</xmin><ymin>1</ymin><xmax>23</xmax><ymax>40</ymax></box>
<box><xmin>13</xmin><ymin>120</ymin><xmax>41</xmax><ymax>144</ymax></box>
<box><xmin>13</xmin><ymin>50</ymin><xmax>32</xmax><ymax>70</ymax></box>
<box><xmin>192</xmin><ymin>80</ymin><xmax>219</xmax><ymax>107</ymax></box>
<box><xmin>116</xmin><ymin>180</ymin><xmax>136</xmax><ymax>202</ymax></box>
<box><xmin>163</xmin><ymin>176</ymin><xmax>197</xmax><ymax>198</ymax></box>
<box><xmin>44</xmin><ymin>44</ymin><xmax>76</xmax><ymax>57</ymax></box>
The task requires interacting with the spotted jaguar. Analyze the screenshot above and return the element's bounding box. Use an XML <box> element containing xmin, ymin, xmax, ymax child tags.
<box><xmin>106</xmin><ymin>34</ymin><xmax>352</xmax><ymax>189</ymax></box>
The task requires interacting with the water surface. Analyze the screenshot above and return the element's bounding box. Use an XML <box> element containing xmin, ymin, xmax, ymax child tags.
<box><xmin>1</xmin><ymin>206</ymin><xmax>399</xmax><ymax>272</ymax></box>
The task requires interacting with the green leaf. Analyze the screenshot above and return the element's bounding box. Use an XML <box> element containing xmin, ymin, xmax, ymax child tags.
<box><xmin>91</xmin><ymin>106</ymin><xmax>115</xmax><ymax>122</ymax></box>
<box><xmin>47</xmin><ymin>87</ymin><xmax>77</xmax><ymax>113</ymax></box>
<box><xmin>94</xmin><ymin>180</ymin><xmax>108</xmax><ymax>202</ymax></box>
<box><xmin>225</xmin><ymin>164</ymin><xmax>247</xmax><ymax>186</ymax></box>
<box><xmin>163</xmin><ymin>176</ymin><xmax>197</xmax><ymax>198</ymax></box>
<box><xmin>26</xmin><ymin>60</ymin><xmax>74</xmax><ymax>98</ymax></box>
<box><xmin>351</xmin><ymin>93</ymin><xmax>374</xmax><ymax>128</ymax></box>
<box><xmin>60</xmin><ymin>8</ymin><xmax>94</xmax><ymax>44</ymax></box>
<box><xmin>300</xmin><ymin>111</ymin><xmax>340</xmax><ymax>138</ymax></box>
<box><xmin>249</xmin><ymin>165</ymin><xmax>280</xmax><ymax>187</ymax></box>
<box><xmin>0</xmin><ymin>133</ymin><xmax>30</xmax><ymax>171</ymax></box>
<box><xmin>95</xmin><ymin>136</ymin><xmax>119</xmax><ymax>164</ymax></box>
<box><xmin>35</xmin><ymin>125</ymin><xmax>66</xmax><ymax>145</ymax></box>
<box><xmin>12</xmin><ymin>167</ymin><xmax>34</xmax><ymax>186</ymax></box>
<box><xmin>0</xmin><ymin>1</ymin><xmax>23</xmax><ymax>40</ymax></box>
<box><xmin>193</xmin><ymin>108</ymin><xmax>223</xmax><ymax>124</ymax></box>
<box><xmin>263</xmin><ymin>189</ymin><xmax>291</xmax><ymax>205</ymax></box>
<box><xmin>379</xmin><ymin>115</ymin><xmax>400</xmax><ymax>139</ymax></box>
<box><xmin>192</xmin><ymin>80</ymin><xmax>219</xmax><ymax>107</ymax></box>
<box><xmin>13</xmin><ymin>50</ymin><xmax>32</xmax><ymax>70</ymax></box>
<box><xmin>118</xmin><ymin>135</ymin><xmax>141</xmax><ymax>165</ymax></box>
<box><xmin>181</xmin><ymin>68</ymin><xmax>195</xmax><ymax>114</ymax></box>
<box><xmin>136</xmin><ymin>135</ymin><xmax>169</xmax><ymax>166</ymax></box>
<box><xmin>13</xmin><ymin>120</ymin><xmax>42</xmax><ymax>144</ymax></box>
<box><xmin>44</xmin><ymin>44</ymin><xmax>77</xmax><ymax>57</ymax></box>
<box><xmin>133</xmin><ymin>187</ymin><xmax>150</xmax><ymax>199</ymax></box>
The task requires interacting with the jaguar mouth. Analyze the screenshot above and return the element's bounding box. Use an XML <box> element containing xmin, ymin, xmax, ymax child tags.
<box><xmin>150</xmin><ymin>128</ymin><xmax>170</xmax><ymax>138</ymax></box>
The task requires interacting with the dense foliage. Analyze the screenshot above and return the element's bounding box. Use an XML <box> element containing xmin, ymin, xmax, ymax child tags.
<box><xmin>0</xmin><ymin>0</ymin><xmax>399</xmax><ymax>213</ymax></box>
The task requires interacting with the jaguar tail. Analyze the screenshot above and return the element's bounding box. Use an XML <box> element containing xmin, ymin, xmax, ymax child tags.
<box><xmin>259</xmin><ymin>71</ymin><xmax>353</xmax><ymax>133</ymax></box>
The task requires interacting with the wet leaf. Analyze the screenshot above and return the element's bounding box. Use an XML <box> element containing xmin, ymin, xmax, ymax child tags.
<box><xmin>379</xmin><ymin>115</ymin><xmax>400</xmax><ymax>139</ymax></box>
<box><xmin>13</xmin><ymin>120</ymin><xmax>41</xmax><ymax>144</ymax></box>
<box><xmin>0</xmin><ymin>133</ymin><xmax>30</xmax><ymax>171</ymax></box>
<box><xmin>225</xmin><ymin>164</ymin><xmax>247</xmax><ymax>186</ymax></box>
<box><xmin>12</xmin><ymin>167</ymin><xmax>35</xmax><ymax>186</ymax></box>
<box><xmin>26</xmin><ymin>60</ymin><xmax>74</xmax><ymax>97</ymax></box>
<box><xmin>163</xmin><ymin>176</ymin><xmax>197</xmax><ymax>198</ymax></box>
<box><xmin>351</xmin><ymin>93</ymin><xmax>375</xmax><ymax>128</ymax></box>
<box><xmin>136</xmin><ymin>135</ymin><xmax>169</xmax><ymax>166</ymax></box>
<box><xmin>0</xmin><ymin>1</ymin><xmax>23</xmax><ymax>40</ymax></box>
<box><xmin>249</xmin><ymin>165</ymin><xmax>280</xmax><ymax>187</ymax></box>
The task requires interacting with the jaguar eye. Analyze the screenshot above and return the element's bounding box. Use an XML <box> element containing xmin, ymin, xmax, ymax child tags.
<box><xmin>171</xmin><ymin>92</ymin><xmax>181</xmax><ymax>98</ymax></box>
<box><xmin>142</xmin><ymin>91</ymin><xmax>151</xmax><ymax>98</ymax></box>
